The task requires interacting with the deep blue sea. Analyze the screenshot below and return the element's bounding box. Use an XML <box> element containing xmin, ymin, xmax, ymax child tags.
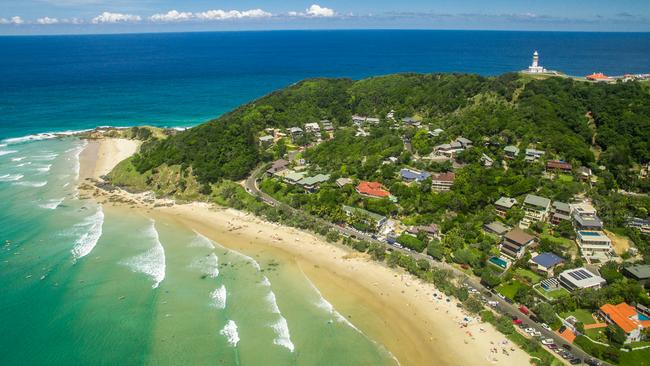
<box><xmin>1</xmin><ymin>30</ymin><xmax>649</xmax><ymax>140</ymax></box>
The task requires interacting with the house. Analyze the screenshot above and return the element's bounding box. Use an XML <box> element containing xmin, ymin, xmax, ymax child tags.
<box><xmin>352</xmin><ymin>115</ymin><xmax>367</xmax><ymax>125</ymax></box>
<box><xmin>577</xmin><ymin>166</ymin><xmax>593</xmax><ymax>182</ymax></box>
<box><xmin>504</xmin><ymin>145</ymin><xmax>520</xmax><ymax>159</ymax></box>
<box><xmin>400</xmin><ymin>168</ymin><xmax>431</xmax><ymax>183</ymax></box>
<box><xmin>336</xmin><ymin>177</ymin><xmax>353</xmax><ymax>187</ymax></box>
<box><xmin>572</xmin><ymin>202</ymin><xmax>603</xmax><ymax>231</ymax></box>
<box><xmin>622</xmin><ymin>264</ymin><xmax>650</xmax><ymax>285</ymax></box>
<box><xmin>586</xmin><ymin>72</ymin><xmax>610</xmax><ymax>82</ymax></box>
<box><xmin>266</xmin><ymin>159</ymin><xmax>289</xmax><ymax>175</ymax></box>
<box><xmin>304</xmin><ymin>122</ymin><xmax>320</xmax><ymax>134</ymax></box>
<box><xmin>483</xmin><ymin>221</ymin><xmax>511</xmax><ymax>236</ymax></box>
<box><xmin>298</xmin><ymin>174</ymin><xmax>330</xmax><ymax>192</ymax></box>
<box><xmin>321</xmin><ymin>120</ymin><xmax>334</xmax><ymax>131</ymax></box>
<box><xmin>481</xmin><ymin>153</ymin><xmax>494</xmax><ymax>167</ymax></box>
<box><xmin>455</xmin><ymin>137</ymin><xmax>473</xmax><ymax>149</ymax></box>
<box><xmin>356</xmin><ymin>181</ymin><xmax>391</xmax><ymax>198</ymax></box>
<box><xmin>627</xmin><ymin>217</ymin><xmax>650</xmax><ymax>234</ymax></box>
<box><xmin>558</xmin><ymin>267</ymin><xmax>606</xmax><ymax>291</ymax></box>
<box><xmin>525</xmin><ymin>149</ymin><xmax>545</xmax><ymax>162</ymax></box>
<box><xmin>540</xmin><ymin>278</ymin><xmax>560</xmax><ymax>291</ymax></box>
<box><xmin>386</xmin><ymin>110</ymin><xmax>395</xmax><ymax>121</ymax></box>
<box><xmin>434</xmin><ymin>141</ymin><xmax>464</xmax><ymax>157</ymax></box>
<box><xmin>494</xmin><ymin>197</ymin><xmax>517</xmax><ymax>218</ymax></box>
<box><xmin>342</xmin><ymin>205</ymin><xmax>387</xmax><ymax>229</ymax></box>
<box><xmin>287</xmin><ymin>127</ymin><xmax>303</xmax><ymax>141</ymax></box>
<box><xmin>530</xmin><ymin>252</ymin><xmax>564</xmax><ymax>276</ymax></box>
<box><xmin>366</xmin><ymin>117</ymin><xmax>380</xmax><ymax>124</ymax></box>
<box><xmin>599</xmin><ymin>303</ymin><xmax>649</xmax><ymax>343</ymax></box>
<box><xmin>431</xmin><ymin>172</ymin><xmax>455</xmax><ymax>192</ymax></box>
<box><xmin>407</xmin><ymin>223</ymin><xmax>440</xmax><ymax>240</ymax></box>
<box><xmin>259</xmin><ymin>135</ymin><xmax>274</xmax><ymax>146</ymax></box>
<box><xmin>551</xmin><ymin>201</ymin><xmax>572</xmax><ymax>225</ymax></box>
<box><xmin>546</xmin><ymin>160</ymin><xmax>573</xmax><ymax>174</ymax></box>
<box><xmin>500</xmin><ymin>228</ymin><xmax>536</xmax><ymax>259</ymax></box>
<box><xmin>521</xmin><ymin>194</ymin><xmax>551</xmax><ymax>227</ymax></box>
<box><xmin>576</xmin><ymin>230</ymin><xmax>613</xmax><ymax>262</ymax></box>
<box><xmin>275</xmin><ymin>169</ymin><xmax>306</xmax><ymax>184</ymax></box>
<box><xmin>402</xmin><ymin>117</ymin><xmax>419</xmax><ymax>126</ymax></box>
<box><xmin>430</xmin><ymin>128</ymin><xmax>444</xmax><ymax>137</ymax></box>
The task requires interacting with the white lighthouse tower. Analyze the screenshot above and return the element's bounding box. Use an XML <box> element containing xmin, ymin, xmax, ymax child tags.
<box><xmin>527</xmin><ymin>50</ymin><xmax>546</xmax><ymax>73</ymax></box>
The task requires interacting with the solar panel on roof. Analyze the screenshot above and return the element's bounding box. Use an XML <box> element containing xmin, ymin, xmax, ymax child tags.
<box><xmin>577</xmin><ymin>269</ymin><xmax>593</xmax><ymax>279</ymax></box>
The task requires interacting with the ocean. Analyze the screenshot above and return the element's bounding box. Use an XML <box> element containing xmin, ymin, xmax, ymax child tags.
<box><xmin>1</xmin><ymin>30</ymin><xmax>649</xmax><ymax>365</ymax></box>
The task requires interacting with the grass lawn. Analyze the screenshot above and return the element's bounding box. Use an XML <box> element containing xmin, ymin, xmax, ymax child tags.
<box><xmin>514</xmin><ymin>268</ymin><xmax>543</xmax><ymax>284</ymax></box>
<box><xmin>560</xmin><ymin>308</ymin><xmax>596</xmax><ymax>325</ymax></box>
<box><xmin>497</xmin><ymin>280</ymin><xmax>527</xmax><ymax>300</ymax></box>
<box><xmin>620</xmin><ymin>347</ymin><xmax>650</xmax><ymax>366</ymax></box>
<box><xmin>557</xmin><ymin>174</ymin><xmax>574</xmax><ymax>183</ymax></box>
<box><xmin>584</xmin><ymin>328</ymin><xmax>608</xmax><ymax>343</ymax></box>
<box><xmin>533</xmin><ymin>284</ymin><xmax>570</xmax><ymax>300</ymax></box>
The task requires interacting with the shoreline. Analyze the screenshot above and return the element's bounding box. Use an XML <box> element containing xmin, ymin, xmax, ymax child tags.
<box><xmin>79</xmin><ymin>136</ymin><xmax>531</xmax><ymax>366</ymax></box>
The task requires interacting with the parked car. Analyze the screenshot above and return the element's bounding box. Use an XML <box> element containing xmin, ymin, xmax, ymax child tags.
<box><xmin>541</xmin><ymin>338</ymin><xmax>554</xmax><ymax>345</ymax></box>
<box><xmin>525</xmin><ymin>328</ymin><xmax>535</xmax><ymax>333</ymax></box>
<box><xmin>519</xmin><ymin>305</ymin><xmax>530</xmax><ymax>315</ymax></box>
<box><xmin>541</xmin><ymin>323</ymin><xmax>550</xmax><ymax>330</ymax></box>
<box><xmin>570</xmin><ymin>358</ymin><xmax>581</xmax><ymax>365</ymax></box>
<box><xmin>585</xmin><ymin>359</ymin><xmax>602</xmax><ymax>366</ymax></box>
<box><xmin>513</xmin><ymin>319</ymin><xmax>523</xmax><ymax>325</ymax></box>
<box><xmin>562</xmin><ymin>344</ymin><xmax>572</xmax><ymax>351</ymax></box>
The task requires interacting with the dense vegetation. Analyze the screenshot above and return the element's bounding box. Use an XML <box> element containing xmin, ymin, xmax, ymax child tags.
<box><xmin>131</xmin><ymin>73</ymin><xmax>650</xmax><ymax>191</ymax></box>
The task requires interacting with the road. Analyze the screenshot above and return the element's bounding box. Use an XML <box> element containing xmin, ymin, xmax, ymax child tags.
<box><xmin>245</xmin><ymin>164</ymin><xmax>607</xmax><ymax>366</ymax></box>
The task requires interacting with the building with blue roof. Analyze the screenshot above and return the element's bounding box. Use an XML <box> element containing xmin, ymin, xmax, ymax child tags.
<box><xmin>530</xmin><ymin>252</ymin><xmax>565</xmax><ymax>276</ymax></box>
<box><xmin>399</xmin><ymin>168</ymin><xmax>431</xmax><ymax>183</ymax></box>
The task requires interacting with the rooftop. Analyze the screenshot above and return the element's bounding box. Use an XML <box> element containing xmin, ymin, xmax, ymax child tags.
<box><xmin>623</xmin><ymin>264</ymin><xmax>650</xmax><ymax>280</ymax></box>
<box><xmin>600</xmin><ymin>303</ymin><xmax>642</xmax><ymax>333</ymax></box>
<box><xmin>400</xmin><ymin>168</ymin><xmax>431</xmax><ymax>182</ymax></box>
<box><xmin>356</xmin><ymin>181</ymin><xmax>391</xmax><ymax>198</ymax></box>
<box><xmin>553</xmin><ymin>201</ymin><xmax>571</xmax><ymax>213</ymax></box>
<box><xmin>431</xmin><ymin>172</ymin><xmax>455</xmax><ymax>183</ymax></box>
<box><xmin>495</xmin><ymin>196</ymin><xmax>517</xmax><ymax>209</ymax></box>
<box><xmin>298</xmin><ymin>174</ymin><xmax>330</xmax><ymax>186</ymax></box>
<box><xmin>504</xmin><ymin>145</ymin><xmax>520</xmax><ymax>154</ymax></box>
<box><xmin>504</xmin><ymin>228</ymin><xmax>535</xmax><ymax>246</ymax></box>
<box><xmin>484</xmin><ymin>221</ymin><xmax>511</xmax><ymax>235</ymax></box>
<box><xmin>532</xmin><ymin>252</ymin><xmax>564</xmax><ymax>269</ymax></box>
<box><xmin>342</xmin><ymin>205</ymin><xmax>386</xmax><ymax>223</ymax></box>
<box><xmin>547</xmin><ymin>160</ymin><xmax>573</xmax><ymax>171</ymax></box>
<box><xmin>524</xmin><ymin>194</ymin><xmax>551</xmax><ymax>209</ymax></box>
<box><xmin>559</xmin><ymin>267</ymin><xmax>605</xmax><ymax>288</ymax></box>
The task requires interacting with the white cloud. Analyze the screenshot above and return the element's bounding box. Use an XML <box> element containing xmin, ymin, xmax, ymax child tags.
<box><xmin>91</xmin><ymin>12</ymin><xmax>141</xmax><ymax>24</ymax></box>
<box><xmin>150</xmin><ymin>10</ymin><xmax>193</xmax><ymax>23</ymax></box>
<box><xmin>195</xmin><ymin>9</ymin><xmax>272</xmax><ymax>21</ymax></box>
<box><xmin>37</xmin><ymin>17</ymin><xmax>60</xmax><ymax>25</ymax></box>
<box><xmin>306</xmin><ymin>4</ymin><xmax>335</xmax><ymax>17</ymax></box>
<box><xmin>289</xmin><ymin>4</ymin><xmax>336</xmax><ymax>17</ymax></box>
<box><xmin>3</xmin><ymin>16</ymin><xmax>26</xmax><ymax>25</ymax></box>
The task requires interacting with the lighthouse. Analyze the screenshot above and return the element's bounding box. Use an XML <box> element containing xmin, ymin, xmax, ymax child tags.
<box><xmin>527</xmin><ymin>50</ymin><xmax>546</xmax><ymax>73</ymax></box>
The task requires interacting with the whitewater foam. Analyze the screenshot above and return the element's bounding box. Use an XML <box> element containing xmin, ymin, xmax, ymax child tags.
<box><xmin>301</xmin><ymin>270</ymin><xmax>363</xmax><ymax>332</ymax></box>
<box><xmin>70</xmin><ymin>206</ymin><xmax>104</xmax><ymax>260</ymax></box>
<box><xmin>260</xmin><ymin>276</ymin><xmax>271</xmax><ymax>287</ymax></box>
<box><xmin>14</xmin><ymin>180</ymin><xmax>47</xmax><ymax>187</ymax></box>
<box><xmin>190</xmin><ymin>253</ymin><xmax>219</xmax><ymax>278</ymax></box>
<box><xmin>265</xmin><ymin>291</ymin><xmax>282</xmax><ymax>314</ymax></box>
<box><xmin>31</xmin><ymin>153</ymin><xmax>58</xmax><ymax>161</ymax></box>
<box><xmin>0</xmin><ymin>150</ymin><xmax>18</xmax><ymax>156</ymax></box>
<box><xmin>271</xmin><ymin>317</ymin><xmax>295</xmax><ymax>352</ymax></box>
<box><xmin>39</xmin><ymin>197</ymin><xmax>65</xmax><ymax>210</ymax></box>
<box><xmin>121</xmin><ymin>220</ymin><xmax>166</xmax><ymax>288</ymax></box>
<box><xmin>1</xmin><ymin>129</ymin><xmax>91</xmax><ymax>145</ymax></box>
<box><xmin>0</xmin><ymin>174</ymin><xmax>24</xmax><ymax>182</ymax></box>
<box><xmin>210</xmin><ymin>284</ymin><xmax>227</xmax><ymax>309</ymax></box>
<box><xmin>72</xmin><ymin>140</ymin><xmax>87</xmax><ymax>181</ymax></box>
<box><xmin>220</xmin><ymin>320</ymin><xmax>240</xmax><ymax>347</ymax></box>
<box><xmin>11</xmin><ymin>156</ymin><xmax>26</xmax><ymax>162</ymax></box>
<box><xmin>35</xmin><ymin>164</ymin><xmax>52</xmax><ymax>173</ymax></box>
<box><xmin>189</xmin><ymin>232</ymin><xmax>216</xmax><ymax>249</ymax></box>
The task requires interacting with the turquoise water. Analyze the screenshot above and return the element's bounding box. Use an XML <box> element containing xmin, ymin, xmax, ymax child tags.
<box><xmin>639</xmin><ymin>313</ymin><xmax>650</xmax><ymax>321</ymax></box>
<box><xmin>489</xmin><ymin>256</ymin><xmax>508</xmax><ymax>269</ymax></box>
<box><xmin>0</xmin><ymin>138</ymin><xmax>396</xmax><ymax>365</ymax></box>
<box><xmin>579</xmin><ymin>231</ymin><xmax>601</xmax><ymax>236</ymax></box>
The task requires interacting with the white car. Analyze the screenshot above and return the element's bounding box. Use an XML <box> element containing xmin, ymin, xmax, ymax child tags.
<box><xmin>525</xmin><ymin>328</ymin><xmax>535</xmax><ymax>333</ymax></box>
<box><xmin>541</xmin><ymin>323</ymin><xmax>550</xmax><ymax>330</ymax></box>
<box><xmin>542</xmin><ymin>338</ymin><xmax>554</xmax><ymax>345</ymax></box>
<box><xmin>533</xmin><ymin>331</ymin><xmax>542</xmax><ymax>337</ymax></box>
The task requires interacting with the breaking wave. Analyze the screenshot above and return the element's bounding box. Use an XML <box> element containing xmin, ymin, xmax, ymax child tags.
<box><xmin>0</xmin><ymin>149</ymin><xmax>18</xmax><ymax>156</ymax></box>
<box><xmin>220</xmin><ymin>320</ymin><xmax>240</xmax><ymax>347</ymax></box>
<box><xmin>271</xmin><ymin>317</ymin><xmax>295</xmax><ymax>352</ymax></box>
<box><xmin>1</xmin><ymin>129</ymin><xmax>91</xmax><ymax>145</ymax></box>
<box><xmin>35</xmin><ymin>164</ymin><xmax>52</xmax><ymax>173</ymax></box>
<box><xmin>265</xmin><ymin>291</ymin><xmax>281</xmax><ymax>314</ymax></box>
<box><xmin>190</xmin><ymin>253</ymin><xmax>219</xmax><ymax>278</ymax></box>
<box><xmin>39</xmin><ymin>197</ymin><xmax>65</xmax><ymax>210</ymax></box>
<box><xmin>11</xmin><ymin>156</ymin><xmax>26</xmax><ymax>162</ymax></box>
<box><xmin>121</xmin><ymin>220</ymin><xmax>166</xmax><ymax>288</ymax></box>
<box><xmin>189</xmin><ymin>232</ymin><xmax>215</xmax><ymax>249</ymax></box>
<box><xmin>14</xmin><ymin>180</ymin><xmax>47</xmax><ymax>187</ymax></box>
<box><xmin>0</xmin><ymin>174</ymin><xmax>24</xmax><ymax>182</ymax></box>
<box><xmin>210</xmin><ymin>284</ymin><xmax>227</xmax><ymax>309</ymax></box>
<box><xmin>31</xmin><ymin>153</ymin><xmax>58</xmax><ymax>161</ymax></box>
<box><xmin>71</xmin><ymin>206</ymin><xmax>104</xmax><ymax>260</ymax></box>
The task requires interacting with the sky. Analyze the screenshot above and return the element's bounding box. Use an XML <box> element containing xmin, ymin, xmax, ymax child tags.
<box><xmin>1</xmin><ymin>0</ymin><xmax>649</xmax><ymax>35</ymax></box>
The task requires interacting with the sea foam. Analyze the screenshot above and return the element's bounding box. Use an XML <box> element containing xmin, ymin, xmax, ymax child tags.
<box><xmin>210</xmin><ymin>284</ymin><xmax>227</xmax><ymax>309</ymax></box>
<box><xmin>39</xmin><ymin>197</ymin><xmax>65</xmax><ymax>210</ymax></box>
<box><xmin>71</xmin><ymin>206</ymin><xmax>104</xmax><ymax>260</ymax></box>
<box><xmin>190</xmin><ymin>253</ymin><xmax>219</xmax><ymax>278</ymax></box>
<box><xmin>1</xmin><ymin>129</ymin><xmax>91</xmax><ymax>145</ymax></box>
<box><xmin>189</xmin><ymin>232</ymin><xmax>215</xmax><ymax>249</ymax></box>
<box><xmin>271</xmin><ymin>317</ymin><xmax>295</xmax><ymax>352</ymax></box>
<box><xmin>121</xmin><ymin>220</ymin><xmax>166</xmax><ymax>288</ymax></box>
<box><xmin>14</xmin><ymin>180</ymin><xmax>47</xmax><ymax>187</ymax></box>
<box><xmin>265</xmin><ymin>291</ymin><xmax>281</xmax><ymax>314</ymax></box>
<box><xmin>220</xmin><ymin>320</ymin><xmax>240</xmax><ymax>347</ymax></box>
<box><xmin>0</xmin><ymin>150</ymin><xmax>18</xmax><ymax>156</ymax></box>
<box><xmin>0</xmin><ymin>174</ymin><xmax>24</xmax><ymax>182</ymax></box>
<box><xmin>35</xmin><ymin>164</ymin><xmax>52</xmax><ymax>173</ymax></box>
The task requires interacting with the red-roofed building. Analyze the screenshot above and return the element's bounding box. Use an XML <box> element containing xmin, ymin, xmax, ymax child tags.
<box><xmin>546</xmin><ymin>160</ymin><xmax>572</xmax><ymax>173</ymax></box>
<box><xmin>586</xmin><ymin>73</ymin><xmax>610</xmax><ymax>81</ymax></box>
<box><xmin>356</xmin><ymin>181</ymin><xmax>390</xmax><ymax>198</ymax></box>
<box><xmin>431</xmin><ymin>172</ymin><xmax>455</xmax><ymax>192</ymax></box>
<box><xmin>599</xmin><ymin>303</ymin><xmax>647</xmax><ymax>343</ymax></box>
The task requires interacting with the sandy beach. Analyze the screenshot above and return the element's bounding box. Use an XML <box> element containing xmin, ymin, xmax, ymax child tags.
<box><xmin>80</xmin><ymin>137</ymin><xmax>532</xmax><ymax>366</ymax></box>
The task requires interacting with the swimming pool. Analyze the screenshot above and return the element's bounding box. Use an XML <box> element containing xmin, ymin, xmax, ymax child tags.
<box><xmin>489</xmin><ymin>256</ymin><xmax>508</xmax><ymax>269</ymax></box>
<box><xmin>639</xmin><ymin>312</ymin><xmax>650</xmax><ymax>321</ymax></box>
<box><xmin>579</xmin><ymin>231</ymin><xmax>601</xmax><ymax>236</ymax></box>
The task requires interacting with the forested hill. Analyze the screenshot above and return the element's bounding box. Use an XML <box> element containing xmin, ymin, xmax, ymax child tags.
<box><xmin>131</xmin><ymin>73</ymin><xmax>650</xmax><ymax>190</ymax></box>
